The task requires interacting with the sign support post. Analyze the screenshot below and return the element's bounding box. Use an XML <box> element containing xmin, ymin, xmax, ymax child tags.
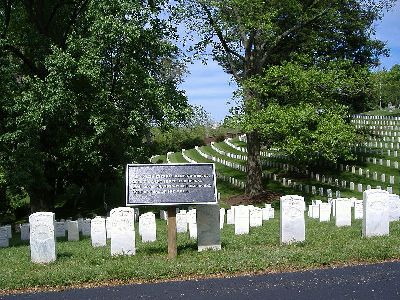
<box><xmin>167</xmin><ymin>207</ymin><xmax>177</xmax><ymax>259</ymax></box>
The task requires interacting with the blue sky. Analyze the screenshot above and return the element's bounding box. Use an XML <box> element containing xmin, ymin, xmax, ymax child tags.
<box><xmin>179</xmin><ymin>3</ymin><xmax>400</xmax><ymax>122</ymax></box>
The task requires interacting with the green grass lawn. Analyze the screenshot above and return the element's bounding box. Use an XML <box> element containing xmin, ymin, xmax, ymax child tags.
<box><xmin>2</xmin><ymin>217</ymin><xmax>400</xmax><ymax>293</ymax></box>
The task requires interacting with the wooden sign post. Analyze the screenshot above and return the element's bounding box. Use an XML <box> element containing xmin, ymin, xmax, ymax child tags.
<box><xmin>167</xmin><ymin>207</ymin><xmax>177</xmax><ymax>259</ymax></box>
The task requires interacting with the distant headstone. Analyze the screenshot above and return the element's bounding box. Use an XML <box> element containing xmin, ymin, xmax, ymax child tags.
<box><xmin>249</xmin><ymin>207</ymin><xmax>263</xmax><ymax>227</ymax></box>
<box><xmin>335</xmin><ymin>198</ymin><xmax>352</xmax><ymax>227</ymax></box>
<box><xmin>363</xmin><ymin>189</ymin><xmax>389</xmax><ymax>237</ymax></box>
<box><xmin>5</xmin><ymin>225</ymin><xmax>11</xmax><ymax>239</ymax></box>
<box><xmin>262</xmin><ymin>207</ymin><xmax>270</xmax><ymax>221</ymax></box>
<box><xmin>280</xmin><ymin>195</ymin><xmax>305</xmax><ymax>244</ymax></box>
<box><xmin>388</xmin><ymin>194</ymin><xmax>400</xmax><ymax>222</ymax></box>
<box><xmin>269</xmin><ymin>208</ymin><xmax>275</xmax><ymax>219</ymax></box>
<box><xmin>139</xmin><ymin>212</ymin><xmax>156</xmax><ymax>243</ymax></box>
<box><xmin>29</xmin><ymin>212</ymin><xmax>56</xmax><ymax>263</ymax></box>
<box><xmin>234</xmin><ymin>205</ymin><xmax>250</xmax><ymax>235</ymax></box>
<box><xmin>20</xmin><ymin>223</ymin><xmax>30</xmax><ymax>241</ymax></box>
<box><xmin>106</xmin><ymin>217</ymin><xmax>112</xmax><ymax>239</ymax></box>
<box><xmin>0</xmin><ymin>227</ymin><xmax>9</xmax><ymax>248</ymax></box>
<box><xmin>353</xmin><ymin>200</ymin><xmax>363</xmax><ymax>220</ymax></box>
<box><xmin>226</xmin><ymin>208</ymin><xmax>234</xmax><ymax>225</ymax></box>
<box><xmin>110</xmin><ymin>207</ymin><xmax>136</xmax><ymax>256</ymax></box>
<box><xmin>188</xmin><ymin>222</ymin><xmax>197</xmax><ymax>239</ymax></box>
<box><xmin>77</xmin><ymin>218</ymin><xmax>84</xmax><ymax>233</ymax></box>
<box><xmin>160</xmin><ymin>210</ymin><xmax>167</xmax><ymax>220</ymax></box>
<box><xmin>219</xmin><ymin>208</ymin><xmax>225</xmax><ymax>229</ymax></box>
<box><xmin>311</xmin><ymin>205</ymin><xmax>320</xmax><ymax>219</ymax></box>
<box><xmin>197</xmin><ymin>205</ymin><xmax>221</xmax><ymax>251</ymax></box>
<box><xmin>67</xmin><ymin>221</ymin><xmax>79</xmax><ymax>241</ymax></box>
<box><xmin>176</xmin><ymin>211</ymin><xmax>188</xmax><ymax>233</ymax></box>
<box><xmin>187</xmin><ymin>209</ymin><xmax>197</xmax><ymax>225</ymax></box>
<box><xmin>55</xmin><ymin>222</ymin><xmax>66</xmax><ymax>238</ymax></box>
<box><xmin>319</xmin><ymin>203</ymin><xmax>331</xmax><ymax>222</ymax></box>
<box><xmin>91</xmin><ymin>216</ymin><xmax>107</xmax><ymax>247</ymax></box>
<box><xmin>82</xmin><ymin>219</ymin><xmax>91</xmax><ymax>237</ymax></box>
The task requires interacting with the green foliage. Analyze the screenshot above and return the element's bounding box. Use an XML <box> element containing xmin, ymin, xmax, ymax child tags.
<box><xmin>242</xmin><ymin>103</ymin><xmax>359</xmax><ymax>167</ymax></box>
<box><xmin>371</xmin><ymin>64</ymin><xmax>400</xmax><ymax>108</ymax></box>
<box><xmin>0</xmin><ymin>0</ymin><xmax>189</xmax><ymax>213</ymax></box>
<box><xmin>245</xmin><ymin>60</ymin><xmax>375</xmax><ymax>113</ymax></box>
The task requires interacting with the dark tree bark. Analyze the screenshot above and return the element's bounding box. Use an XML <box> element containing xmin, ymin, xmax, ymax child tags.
<box><xmin>245</xmin><ymin>130</ymin><xmax>263</xmax><ymax>195</ymax></box>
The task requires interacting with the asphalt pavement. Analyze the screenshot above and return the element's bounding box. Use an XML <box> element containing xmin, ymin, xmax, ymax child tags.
<box><xmin>2</xmin><ymin>261</ymin><xmax>400</xmax><ymax>299</ymax></box>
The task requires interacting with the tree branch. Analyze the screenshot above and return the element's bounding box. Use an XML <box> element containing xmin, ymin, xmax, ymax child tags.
<box><xmin>260</xmin><ymin>2</ymin><xmax>332</xmax><ymax>67</ymax></box>
<box><xmin>62</xmin><ymin>0</ymin><xmax>90</xmax><ymax>47</ymax></box>
<box><xmin>2</xmin><ymin>44</ymin><xmax>46</xmax><ymax>79</ymax></box>
<box><xmin>1</xmin><ymin>0</ymin><xmax>12</xmax><ymax>39</ymax></box>
<box><xmin>199</xmin><ymin>2</ymin><xmax>244</xmax><ymax>82</ymax></box>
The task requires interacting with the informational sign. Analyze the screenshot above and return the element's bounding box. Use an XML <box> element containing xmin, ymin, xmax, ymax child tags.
<box><xmin>126</xmin><ymin>163</ymin><xmax>217</xmax><ymax>206</ymax></box>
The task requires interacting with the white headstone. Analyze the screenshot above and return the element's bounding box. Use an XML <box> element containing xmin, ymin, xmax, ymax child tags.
<box><xmin>269</xmin><ymin>208</ymin><xmax>275</xmax><ymax>219</ymax></box>
<box><xmin>67</xmin><ymin>221</ymin><xmax>79</xmax><ymax>241</ymax></box>
<box><xmin>176</xmin><ymin>212</ymin><xmax>188</xmax><ymax>233</ymax></box>
<box><xmin>311</xmin><ymin>205</ymin><xmax>320</xmax><ymax>219</ymax></box>
<box><xmin>197</xmin><ymin>205</ymin><xmax>221</xmax><ymax>251</ymax></box>
<box><xmin>91</xmin><ymin>216</ymin><xmax>106</xmax><ymax>247</ymax></box>
<box><xmin>5</xmin><ymin>225</ymin><xmax>11</xmax><ymax>239</ymax></box>
<box><xmin>187</xmin><ymin>209</ymin><xmax>197</xmax><ymax>225</ymax></box>
<box><xmin>20</xmin><ymin>223</ymin><xmax>30</xmax><ymax>241</ymax></box>
<box><xmin>353</xmin><ymin>200</ymin><xmax>363</xmax><ymax>220</ymax></box>
<box><xmin>335</xmin><ymin>198</ymin><xmax>352</xmax><ymax>227</ymax></box>
<box><xmin>262</xmin><ymin>207</ymin><xmax>270</xmax><ymax>221</ymax></box>
<box><xmin>0</xmin><ymin>227</ymin><xmax>9</xmax><ymax>248</ymax></box>
<box><xmin>160</xmin><ymin>210</ymin><xmax>167</xmax><ymax>220</ymax></box>
<box><xmin>110</xmin><ymin>207</ymin><xmax>135</xmax><ymax>256</ymax></box>
<box><xmin>106</xmin><ymin>217</ymin><xmax>112</xmax><ymax>239</ymax></box>
<box><xmin>319</xmin><ymin>203</ymin><xmax>331</xmax><ymax>222</ymax></box>
<box><xmin>226</xmin><ymin>208</ymin><xmax>234</xmax><ymax>225</ymax></box>
<box><xmin>139</xmin><ymin>212</ymin><xmax>156</xmax><ymax>243</ymax></box>
<box><xmin>280</xmin><ymin>195</ymin><xmax>305</xmax><ymax>244</ymax></box>
<box><xmin>220</xmin><ymin>208</ymin><xmax>225</xmax><ymax>229</ymax></box>
<box><xmin>188</xmin><ymin>222</ymin><xmax>197</xmax><ymax>239</ymax></box>
<box><xmin>55</xmin><ymin>222</ymin><xmax>66</xmax><ymax>238</ymax></box>
<box><xmin>77</xmin><ymin>218</ymin><xmax>84</xmax><ymax>233</ymax></box>
<box><xmin>82</xmin><ymin>219</ymin><xmax>91</xmax><ymax>237</ymax></box>
<box><xmin>249</xmin><ymin>207</ymin><xmax>263</xmax><ymax>227</ymax></box>
<box><xmin>363</xmin><ymin>189</ymin><xmax>389</xmax><ymax>237</ymax></box>
<box><xmin>388</xmin><ymin>194</ymin><xmax>400</xmax><ymax>221</ymax></box>
<box><xmin>234</xmin><ymin>205</ymin><xmax>250</xmax><ymax>235</ymax></box>
<box><xmin>29</xmin><ymin>212</ymin><xmax>56</xmax><ymax>263</ymax></box>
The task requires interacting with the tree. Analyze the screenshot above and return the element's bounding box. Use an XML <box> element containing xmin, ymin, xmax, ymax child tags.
<box><xmin>0</xmin><ymin>0</ymin><xmax>188</xmax><ymax>213</ymax></box>
<box><xmin>372</xmin><ymin>64</ymin><xmax>400</xmax><ymax>108</ymax></box>
<box><xmin>177</xmin><ymin>0</ymin><xmax>393</xmax><ymax>195</ymax></box>
<box><xmin>239</xmin><ymin>60</ymin><xmax>373</xmax><ymax>168</ymax></box>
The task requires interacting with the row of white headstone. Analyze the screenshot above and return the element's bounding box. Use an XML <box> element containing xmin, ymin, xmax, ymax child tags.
<box><xmin>24</xmin><ymin>205</ymin><xmax>222</xmax><ymax>264</ymax></box>
<box><xmin>282</xmin><ymin>189</ymin><xmax>399</xmax><ymax>244</ymax></box>
<box><xmin>224</xmin><ymin>204</ymin><xmax>275</xmax><ymax>235</ymax></box>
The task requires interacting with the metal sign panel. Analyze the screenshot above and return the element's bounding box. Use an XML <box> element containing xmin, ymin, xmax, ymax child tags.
<box><xmin>126</xmin><ymin>163</ymin><xmax>217</xmax><ymax>206</ymax></box>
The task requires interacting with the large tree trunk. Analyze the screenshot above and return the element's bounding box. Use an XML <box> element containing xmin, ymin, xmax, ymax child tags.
<box><xmin>245</xmin><ymin>131</ymin><xmax>263</xmax><ymax>196</ymax></box>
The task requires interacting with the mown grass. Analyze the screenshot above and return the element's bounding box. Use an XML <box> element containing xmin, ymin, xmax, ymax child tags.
<box><xmin>2</xmin><ymin>216</ymin><xmax>400</xmax><ymax>293</ymax></box>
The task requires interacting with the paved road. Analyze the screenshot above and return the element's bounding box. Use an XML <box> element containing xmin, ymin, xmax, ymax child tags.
<box><xmin>2</xmin><ymin>261</ymin><xmax>400</xmax><ymax>299</ymax></box>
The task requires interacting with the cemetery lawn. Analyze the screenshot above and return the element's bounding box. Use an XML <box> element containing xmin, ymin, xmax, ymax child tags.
<box><xmin>2</xmin><ymin>218</ymin><xmax>400</xmax><ymax>294</ymax></box>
